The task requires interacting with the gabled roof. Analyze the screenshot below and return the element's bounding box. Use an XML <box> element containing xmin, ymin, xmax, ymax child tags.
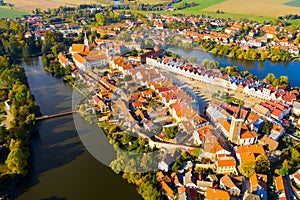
<box><xmin>241</xmin><ymin>131</ymin><xmax>258</xmax><ymax>139</ymax></box>
<box><xmin>216</xmin><ymin>155</ymin><xmax>236</xmax><ymax>167</ymax></box>
<box><xmin>205</xmin><ymin>188</ymin><xmax>230</xmax><ymax>200</ymax></box>
<box><xmin>236</xmin><ymin>144</ymin><xmax>265</xmax><ymax>155</ymax></box>
<box><xmin>73</xmin><ymin>53</ymin><xmax>86</xmax><ymax>64</ymax></box>
<box><xmin>220</xmin><ymin>175</ymin><xmax>237</xmax><ymax>189</ymax></box>
<box><xmin>259</xmin><ymin>135</ymin><xmax>279</xmax><ymax>151</ymax></box>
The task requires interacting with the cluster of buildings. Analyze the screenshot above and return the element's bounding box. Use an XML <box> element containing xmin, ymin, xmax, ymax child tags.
<box><xmin>145</xmin><ymin>14</ymin><xmax>300</xmax><ymax>55</ymax></box>
<box><xmin>146</xmin><ymin>56</ymin><xmax>298</xmax><ymax>104</ymax></box>
<box><xmin>109</xmin><ymin>56</ymin><xmax>209</xmax><ymax>143</ymax></box>
<box><xmin>55</xmin><ymin>21</ymin><xmax>300</xmax><ymax>198</ymax></box>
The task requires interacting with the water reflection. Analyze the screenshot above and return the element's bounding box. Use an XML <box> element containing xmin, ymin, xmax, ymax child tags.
<box><xmin>169</xmin><ymin>46</ymin><xmax>300</xmax><ymax>87</ymax></box>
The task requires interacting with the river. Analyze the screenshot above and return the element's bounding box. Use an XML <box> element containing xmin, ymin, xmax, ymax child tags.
<box><xmin>168</xmin><ymin>47</ymin><xmax>300</xmax><ymax>87</ymax></box>
<box><xmin>14</xmin><ymin>57</ymin><xmax>141</xmax><ymax>200</ymax></box>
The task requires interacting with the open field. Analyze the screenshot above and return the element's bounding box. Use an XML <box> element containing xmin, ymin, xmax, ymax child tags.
<box><xmin>5</xmin><ymin>0</ymin><xmax>96</xmax><ymax>12</ymax></box>
<box><xmin>172</xmin><ymin>0</ymin><xmax>225</xmax><ymax>9</ymax></box>
<box><xmin>134</xmin><ymin>9</ymin><xmax>275</xmax><ymax>23</ymax></box>
<box><xmin>137</xmin><ymin>0</ymin><xmax>171</xmax><ymax>4</ymax></box>
<box><xmin>203</xmin><ymin>0</ymin><xmax>300</xmax><ymax>17</ymax></box>
<box><xmin>134</xmin><ymin>0</ymin><xmax>300</xmax><ymax>23</ymax></box>
<box><xmin>288</xmin><ymin>18</ymin><xmax>300</xmax><ymax>25</ymax></box>
<box><xmin>285</xmin><ymin>0</ymin><xmax>300</xmax><ymax>7</ymax></box>
<box><xmin>0</xmin><ymin>6</ymin><xmax>29</xmax><ymax>18</ymax></box>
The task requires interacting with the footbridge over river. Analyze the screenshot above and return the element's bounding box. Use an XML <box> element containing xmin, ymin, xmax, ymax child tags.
<box><xmin>36</xmin><ymin>110</ymin><xmax>77</xmax><ymax>121</ymax></box>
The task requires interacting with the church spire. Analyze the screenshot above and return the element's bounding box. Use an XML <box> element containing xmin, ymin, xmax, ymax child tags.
<box><xmin>84</xmin><ymin>31</ymin><xmax>90</xmax><ymax>47</ymax></box>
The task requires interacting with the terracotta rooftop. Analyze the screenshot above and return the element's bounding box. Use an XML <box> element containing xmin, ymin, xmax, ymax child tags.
<box><xmin>205</xmin><ymin>188</ymin><xmax>230</xmax><ymax>200</ymax></box>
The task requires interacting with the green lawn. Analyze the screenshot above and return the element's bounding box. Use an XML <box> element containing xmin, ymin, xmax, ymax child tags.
<box><xmin>0</xmin><ymin>7</ymin><xmax>29</xmax><ymax>19</ymax></box>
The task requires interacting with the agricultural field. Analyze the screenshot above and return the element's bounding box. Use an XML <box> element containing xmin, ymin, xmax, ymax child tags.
<box><xmin>203</xmin><ymin>0</ymin><xmax>300</xmax><ymax>17</ymax></box>
<box><xmin>137</xmin><ymin>0</ymin><xmax>171</xmax><ymax>4</ymax></box>
<box><xmin>5</xmin><ymin>0</ymin><xmax>96</xmax><ymax>12</ymax></box>
<box><xmin>285</xmin><ymin>0</ymin><xmax>300</xmax><ymax>7</ymax></box>
<box><xmin>172</xmin><ymin>0</ymin><xmax>225</xmax><ymax>9</ymax></box>
<box><xmin>0</xmin><ymin>6</ymin><xmax>29</xmax><ymax>19</ymax></box>
<box><xmin>135</xmin><ymin>0</ymin><xmax>300</xmax><ymax>23</ymax></box>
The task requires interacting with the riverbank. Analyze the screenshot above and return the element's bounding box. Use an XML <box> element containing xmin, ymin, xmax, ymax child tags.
<box><xmin>15</xmin><ymin>56</ymin><xmax>142</xmax><ymax>200</ymax></box>
<box><xmin>168</xmin><ymin>46</ymin><xmax>300</xmax><ymax>87</ymax></box>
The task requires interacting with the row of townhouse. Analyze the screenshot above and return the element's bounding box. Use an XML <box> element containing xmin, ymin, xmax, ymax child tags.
<box><xmin>147</xmin><ymin>56</ymin><xmax>298</xmax><ymax>104</ymax></box>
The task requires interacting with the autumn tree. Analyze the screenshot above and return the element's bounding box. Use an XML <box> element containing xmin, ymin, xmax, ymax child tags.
<box><xmin>95</xmin><ymin>13</ymin><xmax>105</xmax><ymax>26</ymax></box>
<box><xmin>5</xmin><ymin>139</ymin><xmax>29</xmax><ymax>175</ymax></box>
<box><xmin>239</xmin><ymin>162</ymin><xmax>256</xmax><ymax>178</ymax></box>
<box><xmin>255</xmin><ymin>155</ymin><xmax>270</xmax><ymax>173</ymax></box>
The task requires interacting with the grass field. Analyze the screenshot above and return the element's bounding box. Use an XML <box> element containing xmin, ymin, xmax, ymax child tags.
<box><xmin>203</xmin><ymin>0</ymin><xmax>300</xmax><ymax>17</ymax></box>
<box><xmin>288</xmin><ymin>18</ymin><xmax>300</xmax><ymax>25</ymax></box>
<box><xmin>172</xmin><ymin>0</ymin><xmax>225</xmax><ymax>9</ymax></box>
<box><xmin>0</xmin><ymin>6</ymin><xmax>29</xmax><ymax>19</ymax></box>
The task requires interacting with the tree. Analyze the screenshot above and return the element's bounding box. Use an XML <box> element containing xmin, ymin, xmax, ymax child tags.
<box><xmin>255</xmin><ymin>155</ymin><xmax>270</xmax><ymax>173</ymax></box>
<box><xmin>95</xmin><ymin>13</ymin><xmax>105</xmax><ymax>26</ymax></box>
<box><xmin>189</xmin><ymin>56</ymin><xmax>198</xmax><ymax>63</ymax></box>
<box><xmin>261</xmin><ymin>121</ymin><xmax>272</xmax><ymax>135</ymax></box>
<box><xmin>275</xmin><ymin>159</ymin><xmax>291</xmax><ymax>176</ymax></box>
<box><xmin>165</xmin><ymin>125</ymin><xmax>178</xmax><ymax>139</ymax></box>
<box><xmin>239</xmin><ymin>162</ymin><xmax>255</xmax><ymax>178</ymax></box>
<box><xmin>5</xmin><ymin>139</ymin><xmax>29</xmax><ymax>175</ymax></box>
<box><xmin>265</xmin><ymin>73</ymin><xmax>276</xmax><ymax>83</ymax></box>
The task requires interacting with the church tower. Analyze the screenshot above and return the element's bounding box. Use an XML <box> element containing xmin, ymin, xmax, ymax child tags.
<box><xmin>84</xmin><ymin>32</ymin><xmax>90</xmax><ymax>47</ymax></box>
<box><xmin>228</xmin><ymin>106</ymin><xmax>243</xmax><ymax>145</ymax></box>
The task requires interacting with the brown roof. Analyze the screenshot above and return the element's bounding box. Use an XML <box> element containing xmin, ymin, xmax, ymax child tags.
<box><xmin>86</xmin><ymin>50</ymin><xmax>107</xmax><ymax>61</ymax></box>
<box><xmin>259</xmin><ymin>135</ymin><xmax>279</xmax><ymax>151</ymax></box>
<box><xmin>240</xmin><ymin>131</ymin><xmax>258</xmax><ymax>139</ymax></box>
<box><xmin>252</xmin><ymin>104</ymin><xmax>270</xmax><ymax>116</ymax></box>
<box><xmin>220</xmin><ymin>175</ymin><xmax>236</xmax><ymax>188</ymax></box>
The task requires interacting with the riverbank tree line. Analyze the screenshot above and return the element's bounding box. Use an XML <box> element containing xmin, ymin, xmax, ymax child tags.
<box><xmin>0</xmin><ymin>56</ymin><xmax>41</xmax><ymax>197</ymax></box>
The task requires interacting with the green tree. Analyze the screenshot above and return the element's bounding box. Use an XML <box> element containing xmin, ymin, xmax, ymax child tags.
<box><xmin>261</xmin><ymin>121</ymin><xmax>272</xmax><ymax>135</ymax></box>
<box><xmin>5</xmin><ymin>139</ymin><xmax>29</xmax><ymax>175</ymax></box>
<box><xmin>165</xmin><ymin>125</ymin><xmax>178</xmax><ymax>139</ymax></box>
<box><xmin>275</xmin><ymin>159</ymin><xmax>291</xmax><ymax>176</ymax></box>
<box><xmin>95</xmin><ymin>13</ymin><xmax>105</xmax><ymax>26</ymax></box>
<box><xmin>255</xmin><ymin>155</ymin><xmax>270</xmax><ymax>173</ymax></box>
<box><xmin>239</xmin><ymin>162</ymin><xmax>256</xmax><ymax>178</ymax></box>
<box><xmin>265</xmin><ymin>73</ymin><xmax>276</xmax><ymax>83</ymax></box>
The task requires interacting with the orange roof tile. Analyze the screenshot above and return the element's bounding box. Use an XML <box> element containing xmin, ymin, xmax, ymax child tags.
<box><xmin>73</xmin><ymin>53</ymin><xmax>86</xmax><ymax>64</ymax></box>
<box><xmin>240</xmin><ymin>131</ymin><xmax>258</xmax><ymax>139</ymax></box>
<box><xmin>206</xmin><ymin>188</ymin><xmax>230</xmax><ymax>200</ymax></box>
<box><xmin>275</xmin><ymin>176</ymin><xmax>284</xmax><ymax>191</ymax></box>
<box><xmin>240</xmin><ymin>153</ymin><xmax>256</xmax><ymax>165</ymax></box>
<box><xmin>161</xmin><ymin>181</ymin><xmax>174</xmax><ymax>197</ymax></box>
<box><xmin>236</xmin><ymin>144</ymin><xmax>265</xmax><ymax>155</ymax></box>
